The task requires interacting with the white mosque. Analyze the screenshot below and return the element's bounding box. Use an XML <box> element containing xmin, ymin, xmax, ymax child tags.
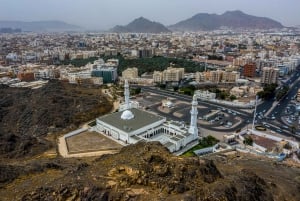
<box><xmin>95</xmin><ymin>80</ymin><xmax>199</xmax><ymax>153</ymax></box>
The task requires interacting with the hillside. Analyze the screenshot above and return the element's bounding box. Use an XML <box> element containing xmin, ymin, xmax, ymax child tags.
<box><xmin>169</xmin><ymin>10</ymin><xmax>284</xmax><ymax>31</ymax></box>
<box><xmin>0</xmin><ymin>142</ymin><xmax>299</xmax><ymax>200</ymax></box>
<box><xmin>111</xmin><ymin>17</ymin><xmax>171</xmax><ymax>33</ymax></box>
<box><xmin>0</xmin><ymin>20</ymin><xmax>81</xmax><ymax>32</ymax></box>
<box><xmin>0</xmin><ymin>80</ymin><xmax>112</xmax><ymax>158</ymax></box>
<box><xmin>0</xmin><ymin>80</ymin><xmax>299</xmax><ymax>200</ymax></box>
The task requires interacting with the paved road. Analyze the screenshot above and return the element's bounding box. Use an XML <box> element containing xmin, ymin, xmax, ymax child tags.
<box><xmin>254</xmin><ymin>66</ymin><xmax>300</xmax><ymax>140</ymax></box>
<box><xmin>142</xmin><ymin>87</ymin><xmax>250</xmax><ymax>133</ymax></box>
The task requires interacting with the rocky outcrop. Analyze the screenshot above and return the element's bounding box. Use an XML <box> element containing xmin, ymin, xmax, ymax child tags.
<box><xmin>17</xmin><ymin>142</ymin><xmax>291</xmax><ymax>201</ymax></box>
<box><xmin>0</xmin><ymin>80</ymin><xmax>112</xmax><ymax>158</ymax></box>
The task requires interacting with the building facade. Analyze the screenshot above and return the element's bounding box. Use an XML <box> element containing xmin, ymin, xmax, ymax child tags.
<box><xmin>243</xmin><ymin>63</ymin><xmax>256</xmax><ymax>78</ymax></box>
<box><xmin>162</xmin><ymin>67</ymin><xmax>185</xmax><ymax>83</ymax></box>
<box><xmin>261</xmin><ymin>67</ymin><xmax>279</xmax><ymax>85</ymax></box>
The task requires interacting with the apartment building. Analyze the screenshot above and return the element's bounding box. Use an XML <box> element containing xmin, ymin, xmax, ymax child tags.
<box><xmin>209</xmin><ymin>70</ymin><xmax>223</xmax><ymax>83</ymax></box>
<box><xmin>162</xmin><ymin>67</ymin><xmax>184</xmax><ymax>82</ymax></box>
<box><xmin>243</xmin><ymin>63</ymin><xmax>256</xmax><ymax>78</ymax></box>
<box><xmin>153</xmin><ymin>71</ymin><xmax>163</xmax><ymax>83</ymax></box>
<box><xmin>261</xmin><ymin>67</ymin><xmax>279</xmax><ymax>84</ymax></box>
<box><xmin>222</xmin><ymin>71</ymin><xmax>240</xmax><ymax>83</ymax></box>
<box><xmin>153</xmin><ymin>67</ymin><xmax>184</xmax><ymax>84</ymax></box>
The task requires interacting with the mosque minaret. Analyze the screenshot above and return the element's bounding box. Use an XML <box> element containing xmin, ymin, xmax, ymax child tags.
<box><xmin>188</xmin><ymin>94</ymin><xmax>199</xmax><ymax>139</ymax></box>
<box><xmin>124</xmin><ymin>79</ymin><xmax>130</xmax><ymax>110</ymax></box>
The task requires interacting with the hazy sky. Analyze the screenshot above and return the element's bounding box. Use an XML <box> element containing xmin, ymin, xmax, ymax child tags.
<box><xmin>0</xmin><ymin>0</ymin><xmax>299</xmax><ymax>29</ymax></box>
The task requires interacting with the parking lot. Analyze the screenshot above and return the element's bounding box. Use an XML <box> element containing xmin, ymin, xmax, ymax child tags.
<box><xmin>135</xmin><ymin>92</ymin><xmax>244</xmax><ymax>131</ymax></box>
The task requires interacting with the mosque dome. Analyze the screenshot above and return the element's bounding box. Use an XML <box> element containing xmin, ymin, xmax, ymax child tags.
<box><xmin>121</xmin><ymin>110</ymin><xmax>134</xmax><ymax>120</ymax></box>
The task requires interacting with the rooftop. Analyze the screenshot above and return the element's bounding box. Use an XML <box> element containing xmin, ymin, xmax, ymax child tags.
<box><xmin>97</xmin><ymin>108</ymin><xmax>165</xmax><ymax>133</ymax></box>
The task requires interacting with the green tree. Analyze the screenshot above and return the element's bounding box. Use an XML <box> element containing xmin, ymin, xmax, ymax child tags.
<box><xmin>229</xmin><ymin>95</ymin><xmax>237</xmax><ymax>101</ymax></box>
<box><xmin>243</xmin><ymin>136</ymin><xmax>253</xmax><ymax>146</ymax></box>
<box><xmin>173</xmin><ymin>86</ymin><xmax>179</xmax><ymax>92</ymax></box>
<box><xmin>257</xmin><ymin>83</ymin><xmax>278</xmax><ymax>100</ymax></box>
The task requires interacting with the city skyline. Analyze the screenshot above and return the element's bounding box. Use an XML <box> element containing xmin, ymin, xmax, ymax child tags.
<box><xmin>0</xmin><ymin>0</ymin><xmax>299</xmax><ymax>30</ymax></box>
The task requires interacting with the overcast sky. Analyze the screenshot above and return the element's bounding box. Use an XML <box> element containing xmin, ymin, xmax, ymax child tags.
<box><xmin>0</xmin><ymin>0</ymin><xmax>299</xmax><ymax>29</ymax></box>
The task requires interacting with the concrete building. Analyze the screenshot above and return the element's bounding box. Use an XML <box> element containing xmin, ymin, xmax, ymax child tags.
<box><xmin>138</xmin><ymin>48</ymin><xmax>153</xmax><ymax>58</ymax></box>
<box><xmin>153</xmin><ymin>71</ymin><xmax>163</xmax><ymax>83</ymax></box>
<box><xmin>261</xmin><ymin>67</ymin><xmax>279</xmax><ymax>85</ymax></box>
<box><xmin>95</xmin><ymin>81</ymin><xmax>199</xmax><ymax>153</ymax></box>
<box><xmin>209</xmin><ymin>70</ymin><xmax>223</xmax><ymax>83</ymax></box>
<box><xmin>194</xmin><ymin>90</ymin><xmax>216</xmax><ymax>100</ymax></box>
<box><xmin>221</xmin><ymin>71</ymin><xmax>240</xmax><ymax>83</ymax></box>
<box><xmin>243</xmin><ymin>63</ymin><xmax>256</xmax><ymax>78</ymax></box>
<box><xmin>92</xmin><ymin>67</ymin><xmax>118</xmax><ymax>84</ymax></box>
<box><xmin>122</xmin><ymin>67</ymin><xmax>138</xmax><ymax>79</ymax></box>
<box><xmin>195</xmin><ymin>72</ymin><xmax>205</xmax><ymax>82</ymax></box>
<box><xmin>230</xmin><ymin>87</ymin><xmax>246</xmax><ymax>98</ymax></box>
<box><xmin>195</xmin><ymin>71</ymin><xmax>210</xmax><ymax>82</ymax></box>
<box><xmin>162</xmin><ymin>67</ymin><xmax>185</xmax><ymax>83</ymax></box>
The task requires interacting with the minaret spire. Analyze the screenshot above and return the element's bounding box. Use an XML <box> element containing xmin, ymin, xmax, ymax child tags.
<box><xmin>189</xmin><ymin>94</ymin><xmax>199</xmax><ymax>139</ymax></box>
<box><xmin>124</xmin><ymin>79</ymin><xmax>130</xmax><ymax>110</ymax></box>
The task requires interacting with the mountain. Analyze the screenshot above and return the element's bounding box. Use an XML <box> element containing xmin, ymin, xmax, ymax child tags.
<box><xmin>111</xmin><ymin>17</ymin><xmax>171</xmax><ymax>33</ymax></box>
<box><xmin>0</xmin><ymin>20</ymin><xmax>81</xmax><ymax>32</ymax></box>
<box><xmin>169</xmin><ymin>10</ymin><xmax>284</xmax><ymax>31</ymax></box>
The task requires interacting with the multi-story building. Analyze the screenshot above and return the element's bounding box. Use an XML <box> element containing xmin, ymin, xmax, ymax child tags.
<box><xmin>261</xmin><ymin>67</ymin><xmax>279</xmax><ymax>85</ymax></box>
<box><xmin>243</xmin><ymin>63</ymin><xmax>256</xmax><ymax>78</ymax></box>
<box><xmin>195</xmin><ymin>71</ymin><xmax>210</xmax><ymax>82</ymax></box>
<box><xmin>209</xmin><ymin>70</ymin><xmax>223</xmax><ymax>83</ymax></box>
<box><xmin>162</xmin><ymin>67</ymin><xmax>185</xmax><ymax>83</ymax></box>
<box><xmin>195</xmin><ymin>72</ymin><xmax>205</xmax><ymax>82</ymax></box>
<box><xmin>138</xmin><ymin>48</ymin><xmax>153</xmax><ymax>58</ymax></box>
<box><xmin>92</xmin><ymin>67</ymin><xmax>118</xmax><ymax>84</ymax></box>
<box><xmin>90</xmin><ymin>59</ymin><xmax>119</xmax><ymax>84</ymax></box>
<box><xmin>153</xmin><ymin>67</ymin><xmax>184</xmax><ymax>84</ymax></box>
<box><xmin>122</xmin><ymin>67</ymin><xmax>138</xmax><ymax>79</ymax></box>
<box><xmin>221</xmin><ymin>71</ymin><xmax>240</xmax><ymax>83</ymax></box>
<box><xmin>153</xmin><ymin>71</ymin><xmax>163</xmax><ymax>83</ymax></box>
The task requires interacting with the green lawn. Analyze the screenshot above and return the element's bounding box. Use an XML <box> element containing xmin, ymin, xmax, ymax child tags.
<box><xmin>182</xmin><ymin>135</ymin><xmax>219</xmax><ymax>157</ymax></box>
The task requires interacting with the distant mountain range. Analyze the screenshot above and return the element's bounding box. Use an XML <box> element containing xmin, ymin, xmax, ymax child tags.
<box><xmin>110</xmin><ymin>17</ymin><xmax>171</xmax><ymax>33</ymax></box>
<box><xmin>110</xmin><ymin>11</ymin><xmax>284</xmax><ymax>33</ymax></box>
<box><xmin>0</xmin><ymin>11</ymin><xmax>286</xmax><ymax>33</ymax></box>
<box><xmin>0</xmin><ymin>20</ymin><xmax>81</xmax><ymax>32</ymax></box>
<box><xmin>169</xmin><ymin>10</ymin><xmax>284</xmax><ymax>31</ymax></box>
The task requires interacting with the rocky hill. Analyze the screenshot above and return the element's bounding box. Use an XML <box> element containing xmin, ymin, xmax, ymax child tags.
<box><xmin>0</xmin><ymin>142</ymin><xmax>299</xmax><ymax>201</ymax></box>
<box><xmin>169</xmin><ymin>10</ymin><xmax>284</xmax><ymax>31</ymax></box>
<box><xmin>111</xmin><ymin>17</ymin><xmax>171</xmax><ymax>33</ymax></box>
<box><xmin>0</xmin><ymin>80</ymin><xmax>112</xmax><ymax>158</ymax></box>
